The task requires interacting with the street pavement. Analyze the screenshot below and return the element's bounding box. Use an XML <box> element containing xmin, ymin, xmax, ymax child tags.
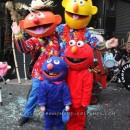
<box><xmin>0</xmin><ymin>79</ymin><xmax>130</xmax><ymax>130</ymax></box>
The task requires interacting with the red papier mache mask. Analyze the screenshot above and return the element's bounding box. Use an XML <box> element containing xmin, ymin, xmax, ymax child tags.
<box><xmin>19</xmin><ymin>11</ymin><xmax>62</xmax><ymax>38</ymax></box>
<box><xmin>65</xmin><ymin>40</ymin><xmax>94</xmax><ymax>70</ymax></box>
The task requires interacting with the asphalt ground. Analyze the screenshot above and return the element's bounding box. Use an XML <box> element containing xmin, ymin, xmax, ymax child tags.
<box><xmin>0</xmin><ymin>79</ymin><xmax>130</xmax><ymax>130</ymax></box>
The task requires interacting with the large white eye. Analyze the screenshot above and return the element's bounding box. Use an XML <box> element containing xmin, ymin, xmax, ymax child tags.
<box><xmin>73</xmin><ymin>0</ymin><xmax>77</xmax><ymax>3</ymax></box>
<box><xmin>37</xmin><ymin>12</ymin><xmax>45</xmax><ymax>18</ymax></box>
<box><xmin>69</xmin><ymin>40</ymin><xmax>76</xmax><ymax>46</ymax></box>
<box><xmin>77</xmin><ymin>40</ymin><xmax>84</xmax><ymax>47</ymax></box>
<box><xmin>54</xmin><ymin>60</ymin><xmax>60</xmax><ymax>64</ymax></box>
<box><xmin>28</xmin><ymin>13</ymin><xmax>35</xmax><ymax>20</ymax></box>
<box><xmin>79</xmin><ymin>0</ymin><xmax>84</xmax><ymax>5</ymax></box>
<box><xmin>47</xmin><ymin>58</ymin><xmax>52</xmax><ymax>63</ymax></box>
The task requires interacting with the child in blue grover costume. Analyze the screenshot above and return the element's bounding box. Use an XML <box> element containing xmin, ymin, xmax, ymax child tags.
<box><xmin>38</xmin><ymin>56</ymin><xmax>71</xmax><ymax>130</ymax></box>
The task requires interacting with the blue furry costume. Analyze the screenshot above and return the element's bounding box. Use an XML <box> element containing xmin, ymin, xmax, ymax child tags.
<box><xmin>38</xmin><ymin>56</ymin><xmax>71</xmax><ymax>130</ymax></box>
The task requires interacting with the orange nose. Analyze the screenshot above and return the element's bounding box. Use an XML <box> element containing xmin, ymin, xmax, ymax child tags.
<box><xmin>71</xmin><ymin>46</ymin><xmax>78</xmax><ymax>54</ymax></box>
<box><xmin>73</xmin><ymin>3</ymin><xmax>78</xmax><ymax>13</ymax></box>
<box><xmin>33</xmin><ymin>18</ymin><xmax>39</xmax><ymax>24</ymax></box>
<box><xmin>47</xmin><ymin>63</ymin><xmax>53</xmax><ymax>70</ymax></box>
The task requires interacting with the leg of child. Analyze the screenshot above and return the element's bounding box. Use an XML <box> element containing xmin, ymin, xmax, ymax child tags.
<box><xmin>54</xmin><ymin>114</ymin><xmax>64</xmax><ymax>130</ymax></box>
<box><xmin>44</xmin><ymin>112</ymin><xmax>54</xmax><ymax>130</ymax></box>
<box><xmin>67</xmin><ymin>107</ymin><xmax>86</xmax><ymax>130</ymax></box>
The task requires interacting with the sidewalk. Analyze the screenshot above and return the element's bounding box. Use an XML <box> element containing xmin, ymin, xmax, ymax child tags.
<box><xmin>0</xmin><ymin>79</ymin><xmax>130</xmax><ymax>130</ymax></box>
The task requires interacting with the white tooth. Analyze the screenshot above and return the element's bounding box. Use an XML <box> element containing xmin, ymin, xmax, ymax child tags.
<box><xmin>73</xmin><ymin>58</ymin><xmax>80</xmax><ymax>61</ymax></box>
<box><xmin>73</xmin><ymin>15</ymin><xmax>79</xmax><ymax>19</ymax></box>
<box><xmin>49</xmin><ymin>72</ymin><xmax>54</xmax><ymax>75</ymax></box>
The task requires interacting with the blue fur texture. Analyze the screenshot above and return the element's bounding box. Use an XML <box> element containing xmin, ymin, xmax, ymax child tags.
<box><xmin>42</xmin><ymin>56</ymin><xmax>68</xmax><ymax>82</ymax></box>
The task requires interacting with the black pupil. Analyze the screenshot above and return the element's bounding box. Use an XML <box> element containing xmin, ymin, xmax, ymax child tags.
<box><xmin>80</xmin><ymin>1</ymin><xmax>83</xmax><ymax>4</ymax></box>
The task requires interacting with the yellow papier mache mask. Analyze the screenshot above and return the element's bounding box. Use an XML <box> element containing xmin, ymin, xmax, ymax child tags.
<box><xmin>62</xmin><ymin>0</ymin><xmax>98</xmax><ymax>29</ymax></box>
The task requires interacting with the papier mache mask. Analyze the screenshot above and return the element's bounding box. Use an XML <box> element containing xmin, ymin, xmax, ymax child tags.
<box><xmin>65</xmin><ymin>40</ymin><xmax>94</xmax><ymax>70</ymax></box>
<box><xmin>42</xmin><ymin>56</ymin><xmax>68</xmax><ymax>82</ymax></box>
<box><xmin>62</xmin><ymin>0</ymin><xmax>98</xmax><ymax>29</ymax></box>
<box><xmin>19</xmin><ymin>0</ymin><xmax>62</xmax><ymax>38</ymax></box>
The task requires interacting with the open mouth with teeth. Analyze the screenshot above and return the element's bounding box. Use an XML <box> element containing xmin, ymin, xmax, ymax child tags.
<box><xmin>66</xmin><ymin>57</ymin><xmax>86</xmax><ymax>63</ymax></box>
<box><xmin>26</xmin><ymin>23</ymin><xmax>53</xmax><ymax>34</ymax></box>
<box><xmin>43</xmin><ymin>71</ymin><xmax>62</xmax><ymax>78</ymax></box>
<box><xmin>66</xmin><ymin>11</ymin><xmax>88</xmax><ymax>20</ymax></box>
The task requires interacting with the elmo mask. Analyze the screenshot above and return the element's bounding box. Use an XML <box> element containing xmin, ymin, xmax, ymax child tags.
<box><xmin>65</xmin><ymin>40</ymin><xmax>93</xmax><ymax>70</ymax></box>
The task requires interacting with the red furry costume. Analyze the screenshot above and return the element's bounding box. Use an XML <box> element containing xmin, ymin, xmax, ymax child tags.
<box><xmin>65</xmin><ymin>40</ymin><xmax>94</xmax><ymax>130</ymax></box>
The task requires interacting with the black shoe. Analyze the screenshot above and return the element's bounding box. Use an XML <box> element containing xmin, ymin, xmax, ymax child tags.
<box><xmin>18</xmin><ymin>117</ymin><xmax>30</xmax><ymax>126</ymax></box>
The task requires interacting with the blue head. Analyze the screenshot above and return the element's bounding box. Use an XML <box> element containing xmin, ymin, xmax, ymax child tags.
<box><xmin>42</xmin><ymin>56</ymin><xmax>68</xmax><ymax>82</ymax></box>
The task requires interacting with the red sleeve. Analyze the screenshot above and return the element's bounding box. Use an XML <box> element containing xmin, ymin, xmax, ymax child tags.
<box><xmin>25</xmin><ymin>37</ymin><xmax>42</xmax><ymax>53</ymax></box>
<box><xmin>81</xmin><ymin>71</ymin><xmax>93</xmax><ymax>107</ymax></box>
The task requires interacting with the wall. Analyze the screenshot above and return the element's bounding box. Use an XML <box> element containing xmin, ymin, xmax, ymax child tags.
<box><xmin>115</xmin><ymin>0</ymin><xmax>130</xmax><ymax>42</ymax></box>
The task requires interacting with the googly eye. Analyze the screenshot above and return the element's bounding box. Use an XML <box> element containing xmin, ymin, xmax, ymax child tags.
<box><xmin>79</xmin><ymin>0</ymin><xmax>84</xmax><ymax>6</ymax></box>
<box><xmin>73</xmin><ymin>0</ymin><xmax>77</xmax><ymax>3</ymax></box>
<box><xmin>54</xmin><ymin>60</ymin><xmax>60</xmax><ymax>64</ymax></box>
<box><xmin>47</xmin><ymin>58</ymin><xmax>52</xmax><ymax>63</ymax></box>
<box><xmin>69</xmin><ymin>40</ymin><xmax>76</xmax><ymax>46</ymax></box>
<box><xmin>77</xmin><ymin>41</ymin><xmax>84</xmax><ymax>47</ymax></box>
<box><xmin>28</xmin><ymin>13</ymin><xmax>35</xmax><ymax>20</ymax></box>
<box><xmin>37</xmin><ymin>12</ymin><xmax>45</xmax><ymax>18</ymax></box>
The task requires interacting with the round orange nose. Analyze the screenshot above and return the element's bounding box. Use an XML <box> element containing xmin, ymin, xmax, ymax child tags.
<box><xmin>33</xmin><ymin>18</ymin><xmax>39</xmax><ymax>24</ymax></box>
<box><xmin>73</xmin><ymin>3</ymin><xmax>78</xmax><ymax>13</ymax></box>
<box><xmin>47</xmin><ymin>63</ymin><xmax>53</xmax><ymax>70</ymax></box>
<box><xmin>71</xmin><ymin>46</ymin><xmax>78</xmax><ymax>54</ymax></box>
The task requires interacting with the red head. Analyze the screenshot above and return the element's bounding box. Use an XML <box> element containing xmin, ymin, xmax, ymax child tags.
<box><xmin>65</xmin><ymin>40</ymin><xmax>93</xmax><ymax>70</ymax></box>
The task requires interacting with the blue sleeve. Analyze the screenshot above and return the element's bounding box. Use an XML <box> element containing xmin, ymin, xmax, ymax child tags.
<box><xmin>86</xmin><ymin>30</ymin><xmax>100</xmax><ymax>49</ymax></box>
<box><xmin>63</xmin><ymin>82</ymin><xmax>72</xmax><ymax>106</ymax></box>
<box><xmin>55</xmin><ymin>24</ymin><xmax>65</xmax><ymax>35</ymax></box>
<box><xmin>37</xmin><ymin>81</ymin><xmax>47</xmax><ymax>106</ymax></box>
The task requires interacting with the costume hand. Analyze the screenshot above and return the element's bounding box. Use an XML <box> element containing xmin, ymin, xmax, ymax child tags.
<box><xmin>106</xmin><ymin>37</ymin><xmax>118</xmax><ymax>49</ymax></box>
<box><xmin>11</xmin><ymin>22</ymin><xmax>21</xmax><ymax>35</ymax></box>
<box><xmin>40</xmin><ymin>106</ymin><xmax>46</xmax><ymax>112</ymax></box>
<box><xmin>65</xmin><ymin>105</ymin><xmax>70</xmax><ymax>111</ymax></box>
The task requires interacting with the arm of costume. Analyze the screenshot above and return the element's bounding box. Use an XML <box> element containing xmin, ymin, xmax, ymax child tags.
<box><xmin>13</xmin><ymin>33</ymin><xmax>30</xmax><ymax>53</ymax></box>
<box><xmin>87</xmin><ymin>30</ymin><xmax>106</xmax><ymax>50</ymax></box>
<box><xmin>81</xmin><ymin>72</ymin><xmax>93</xmax><ymax>107</ymax></box>
<box><xmin>63</xmin><ymin>82</ymin><xmax>72</xmax><ymax>106</ymax></box>
<box><xmin>37</xmin><ymin>81</ymin><xmax>47</xmax><ymax>106</ymax></box>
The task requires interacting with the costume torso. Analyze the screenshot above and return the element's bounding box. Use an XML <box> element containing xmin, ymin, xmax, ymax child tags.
<box><xmin>67</xmin><ymin>67</ymin><xmax>93</xmax><ymax>108</ymax></box>
<box><xmin>14</xmin><ymin>34</ymin><xmax>59</xmax><ymax>80</ymax></box>
<box><xmin>38</xmin><ymin>79</ymin><xmax>71</xmax><ymax>112</ymax></box>
<box><xmin>56</xmin><ymin>24</ymin><xmax>102</xmax><ymax>57</ymax></box>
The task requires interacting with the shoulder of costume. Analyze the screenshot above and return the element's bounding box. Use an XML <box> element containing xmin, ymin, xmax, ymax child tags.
<box><xmin>55</xmin><ymin>24</ymin><xmax>66</xmax><ymax>32</ymax></box>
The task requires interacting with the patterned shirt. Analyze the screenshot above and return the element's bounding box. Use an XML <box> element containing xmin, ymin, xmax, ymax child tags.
<box><xmin>56</xmin><ymin>24</ymin><xmax>105</xmax><ymax>57</ymax></box>
<box><xmin>14</xmin><ymin>34</ymin><xmax>59</xmax><ymax>80</ymax></box>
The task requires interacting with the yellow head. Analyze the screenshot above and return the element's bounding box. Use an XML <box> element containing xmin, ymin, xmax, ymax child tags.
<box><xmin>62</xmin><ymin>0</ymin><xmax>98</xmax><ymax>29</ymax></box>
